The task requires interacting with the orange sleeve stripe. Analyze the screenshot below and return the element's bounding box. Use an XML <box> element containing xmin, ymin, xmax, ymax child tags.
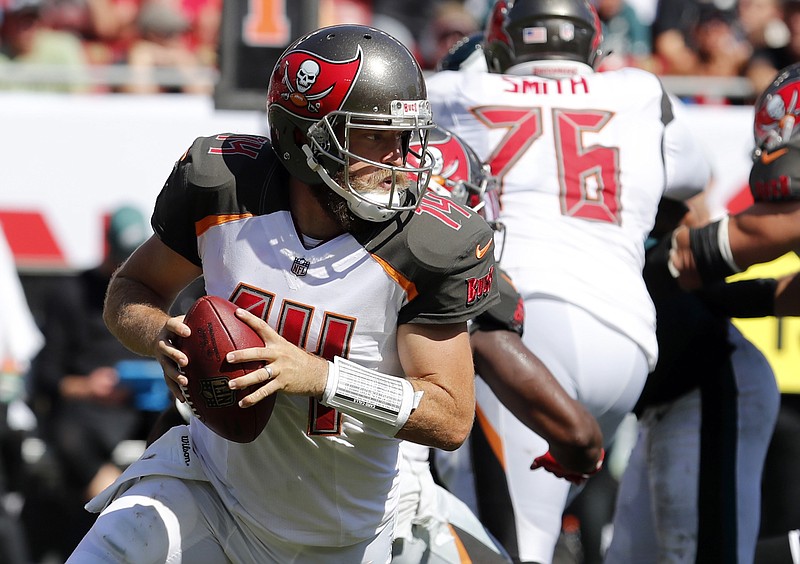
<box><xmin>448</xmin><ymin>524</ymin><xmax>473</xmax><ymax>563</ymax></box>
<box><xmin>195</xmin><ymin>213</ymin><xmax>254</xmax><ymax>237</ymax></box>
<box><xmin>500</xmin><ymin>270</ymin><xmax>516</xmax><ymax>290</ymax></box>
<box><xmin>475</xmin><ymin>405</ymin><xmax>505</xmax><ymax>470</ymax></box>
<box><xmin>371</xmin><ymin>253</ymin><xmax>418</xmax><ymax>301</ymax></box>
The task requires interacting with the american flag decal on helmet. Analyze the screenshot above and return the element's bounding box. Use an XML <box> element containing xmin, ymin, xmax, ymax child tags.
<box><xmin>523</xmin><ymin>26</ymin><xmax>547</xmax><ymax>44</ymax></box>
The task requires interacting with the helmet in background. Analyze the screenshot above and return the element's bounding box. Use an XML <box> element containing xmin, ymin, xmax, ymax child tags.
<box><xmin>437</xmin><ymin>32</ymin><xmax>488</xmax><ymax>72</ymax></box>
<box><xmin>107</xmin><ymin>205</ymin><xmax>148</xmax><ymax>265</ymax></box>
<box><xmin>408</xmin><ymin>125</ymin><xmax>498</xmax><ymax>215</ymax></box>
<box><xmin>408</xmin><ymin>125</ymin><xmax>506</xmax><ymax>260</ymax></box>
<box><xmin>483</xmin><ymin>0</ymin><xmax>603</xmax><ymax>74</ymax></box>
<box><xmin>267</xmin><ymin>24</ymin><xmax>434</xmax><ymax>221</ymax></box>
<box><xmin>753</xmin><ymin>62</ymin><xmax>800</xmax><ymax>153</ymax></box>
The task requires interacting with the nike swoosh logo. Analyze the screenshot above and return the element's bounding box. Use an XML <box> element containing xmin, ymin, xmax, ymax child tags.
<box><xmin>476</xmin><ymin>239</ymin><xmax>493</xmax><ymax>259</ymax></box>
<box><xmin>761</xmin><ymin>147</ymin><xmax>788</xmax><ymax>165</ymax></box>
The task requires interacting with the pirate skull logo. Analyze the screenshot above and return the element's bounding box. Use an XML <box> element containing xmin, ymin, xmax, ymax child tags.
<box><xmin>281</xmin><ymin>58</ymin><xmax>335</xmax><ymax>113</ymax></box>
<box><xmin>296</xmin><ymin>60</ymin><xmax>320</xmax><ymax>93</ymax></box>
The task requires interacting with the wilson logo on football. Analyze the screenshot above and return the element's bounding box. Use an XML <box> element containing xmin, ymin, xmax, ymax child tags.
<box><xmin>271</xmin><ymin>48</ymin><xmax>362</xmax><ymax>117</ymax></box>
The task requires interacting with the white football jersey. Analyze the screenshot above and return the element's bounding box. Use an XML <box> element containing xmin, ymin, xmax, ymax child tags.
<box><xmin>149</xmin><ymin>134</ymin><xmax>499</xmax><ymax>547</ymax></box>
<box><xmin>427</xmin><ymin>66</ymin><xmax>711</xmax><ymax>367</ymax></box>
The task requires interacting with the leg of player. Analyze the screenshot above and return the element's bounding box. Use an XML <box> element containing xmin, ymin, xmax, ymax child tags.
<box><xmin>477</xmin><ymin>298</ymin><xmax>647</xmax><ymax>563</ymax></box>
<box><xmin>605</xmin><ymin>392</ymin><xmax>701</xmax><ymax>563</ymax></box>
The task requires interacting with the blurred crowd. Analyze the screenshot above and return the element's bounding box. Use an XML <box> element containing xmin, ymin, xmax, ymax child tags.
<box><xmin>2</xmin><ymin>0</ymin><xmax>800</xmax><ymax>562</ymax></box>
<box><xmin>0</xmin><ymin>0</ymin><xmax>221</xmax><ymax>93</ymax></box>
<box><xmin>1</xmin><ymin>0</ymin><xmax>799</xmax><ymax>101</ymax></box>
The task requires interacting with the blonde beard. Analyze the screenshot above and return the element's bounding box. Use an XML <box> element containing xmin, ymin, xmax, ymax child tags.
<box><xmin>309</xmin><ymin>169</ymin><xmax>411</xmax><ymax>232</ymax></box>
<box><xmin>347</xmin><ymin>169</ymin><xmax>411</xmax><ymax>206</ymax></box>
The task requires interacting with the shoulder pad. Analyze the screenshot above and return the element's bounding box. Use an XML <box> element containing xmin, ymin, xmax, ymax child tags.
<box><xmin>364</xmin><ymin>193</ymin><xmax>500</xmax><ymax>325</ymax></box>
<box><xmin>152</xmin><ymin>134</ymin><xmax>288</xmax><ymax>264</ymax></box>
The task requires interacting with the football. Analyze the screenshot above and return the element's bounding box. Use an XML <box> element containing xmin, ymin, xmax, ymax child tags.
<box><xmin>176</xmin><ymin>295</ymin><xmax>275</xmax><ymax>443</ymax></box>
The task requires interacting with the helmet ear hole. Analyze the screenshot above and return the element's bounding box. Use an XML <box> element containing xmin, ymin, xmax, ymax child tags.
<box><xmin>292</xmin><ymin>127</ymin><xmax>306</xmax><ymax>147</ymax></box>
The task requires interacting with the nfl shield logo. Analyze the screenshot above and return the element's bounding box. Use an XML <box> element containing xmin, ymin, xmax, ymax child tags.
<box><xmin>200</xmin><ymin>377</ymin><xmax>236</xmax><ymax>408</ymax></box>
<box><xmin>291</xmin><ymin>257</ymin><xmax>310</xmax><ymax>276</ymax></box>
<box><xmin>560</xmin><ymin>23</ymin><xmax>575</xmax><ymax>42</ymax></box>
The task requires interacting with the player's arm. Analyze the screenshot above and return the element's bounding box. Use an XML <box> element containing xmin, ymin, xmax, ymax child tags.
<box><xmin>727</xmin><ymin>201</ymin><xmax>800</xmax><ymax>267</ymax></box>
<box><xmin>775</xmin><ymin>271</ymin><xmax>800</xmax><ymax>316</ymax></box>
<box><xmin>470</xmin><ymin>328</ymin><xmax>603</xmax><ymax>475</ymax></box>
<box><xmin>393</xmin><ymin>321</ymin><xmax>475</xmax><ymax>450</ymax></box>
<box><xmin>103</xmin><ymin>235</ymin><xmax>202</xmax><ymax>398</ymax></box>
<box><xmin>226</xmin><ymin>313</ymin><xmax>475</xmax><ymax>450</ymax></box>
<box><xmin>670</xmin><ymin>201</ymin><xmax>800</xmax><ymax>290</ymax></box>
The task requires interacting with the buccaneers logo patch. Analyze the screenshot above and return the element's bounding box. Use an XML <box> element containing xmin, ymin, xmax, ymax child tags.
<box><xmin>269</xmin><ymin>47</ymin><xmax>362</xmax><ymax>118</ymax></box>
<box><xmin>466</xmin><ymin>266</ymin><xmax>495</xmax><ymax>306</ymax></box>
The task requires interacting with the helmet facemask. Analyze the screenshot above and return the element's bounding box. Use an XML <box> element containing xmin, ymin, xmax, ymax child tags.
<box><xmin>302</xmin><ymin>103</ymin><xmax>435</xmax><ymax>222</ymax></box>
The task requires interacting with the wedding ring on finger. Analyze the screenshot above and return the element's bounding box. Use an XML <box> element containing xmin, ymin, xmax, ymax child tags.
<box><xmin>265</xmin><ymin>365</ymin><xmax>273</xmax><ymax>380</ymax></box>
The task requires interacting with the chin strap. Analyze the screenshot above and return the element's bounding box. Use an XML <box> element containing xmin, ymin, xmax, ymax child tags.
<box><xmin>300</xmin><ymin>144</ymin><xmax>397</xmax><ymax>222</ymax></box>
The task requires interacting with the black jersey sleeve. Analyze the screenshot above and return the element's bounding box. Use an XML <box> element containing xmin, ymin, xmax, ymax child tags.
<box><xmin>151</xmin><ymin>134</ymin><xmax>288</xmax><ymax>265</ymax></box>
<box><xmin>470</xmin><ymin>268</ymin><xmax>524</xmax><ymax>335</ymax></box>
<box><xmin>366</xmin><ymin>193</ymin><xmax>500</xmax><ymax>326</ymax></box>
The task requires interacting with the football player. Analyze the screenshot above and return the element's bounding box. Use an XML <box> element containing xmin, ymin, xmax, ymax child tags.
<box><xmin>425</xmin><ymin>1</ymin><xmax>710</xmax><ymax>562</ymax></box>
<box><xmin>67</xmin><ymin>24</ymin><xmax>499</xmax><ymax>564</ymax></box>
<box><xmin>605</xmin><ymin>193</ymin><xmax>781</xmax><ymax>564</ymax></box>
<box><xmin>392</xmin><ymin>127</ymin><xmax>603</xmax><ymax>564</ymax></box>
<box><xmin>668</xmin><ymin>62</ymin><xmax>800</xmax><ymax>296</ymax></box>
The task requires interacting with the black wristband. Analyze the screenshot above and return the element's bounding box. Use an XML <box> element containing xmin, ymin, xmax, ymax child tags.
<box><xmin>698</xmin><ymin>278</ymin><xmax>778</xmax><ymax>318</ymax></box>
<box><xmin>689</xmin><ymin>220</ymin><xmax>738</xmax><ymax>285</ymax></box>
<box><xmin>643</xmin><ymin>234</ymin><xmax>681</xmax><ymax>301</ymax></box>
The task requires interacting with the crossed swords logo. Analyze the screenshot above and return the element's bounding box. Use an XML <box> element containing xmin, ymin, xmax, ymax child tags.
<box><xmin>763</xmin><ymin>88</ymin><xmax>800</xmax><ymax>150</ymax></box>
<box><xmin>281</xmin><ymin>59</ymin><xmax>335</xmax><ymax>113</ymax></box>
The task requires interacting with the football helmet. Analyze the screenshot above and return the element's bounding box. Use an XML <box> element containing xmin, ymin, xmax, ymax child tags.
<box><xmin>753</xmin><ymin>62</ymin><xmax>800</xmax><ymax>153</ymax></box>
<box><xmin>408</xmin><ymin>126</ymin><xmax>506</xmax><ymax>259</ymax></box>
<box><xmin>408</xmin><ymin>126</ymin><xmax>497</xmax><ymax>213</ymax></box>
<box><xmin>483</xmin><ymin>0</ymin><xmax>604</xmax><ymax>74</ymax></box>
<box><xmin>436</xmin><ymin>32</ymin><xmax>488</xmax><ymax>72</ymax></box>
<box><xmin>267</xmin><ymin>24</ymin><xmax>434</xmax><ymax>221</ymax></box>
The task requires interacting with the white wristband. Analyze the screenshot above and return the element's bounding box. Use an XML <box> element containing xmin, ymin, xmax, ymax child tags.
<box><xmin>717</xmin><ymin>215</ymin><xmax>741</xmax><ymax>275</ymax></box>
<box><xmin>321</xmin><ymin>356</ymin><xmax>422</xmax><ymax>436</ymax></box>
<box><xmin>790</xmin><ymin>529</ymin><xmax>800</xmax><ymax>564</ymax></box>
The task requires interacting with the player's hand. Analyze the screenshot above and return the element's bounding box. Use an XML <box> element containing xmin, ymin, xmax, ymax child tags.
<box><xmin>668</xmin><ymin>226</ymin><xmax>703</xmax><ymax>291</ymax></box>
<box><xmin>226</xmin><ymin>308</ymin><xmax>330</xmax><ymax>406</ymax></box>
<box><xmin>153</xmin><ymin>314</ymin><xmax>190</xmax><ymax>400</ymax></box>
<box><xmin>531</xmin><ymin>449</ymin><xmax>605</xmax><ymax>485</ymax></box>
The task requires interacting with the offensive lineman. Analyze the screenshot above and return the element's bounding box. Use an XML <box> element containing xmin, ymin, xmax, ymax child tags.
<box><xmin>425</xmin><ymin>1</ymin><xmax>710</xmax><ymax>562</ymax></box>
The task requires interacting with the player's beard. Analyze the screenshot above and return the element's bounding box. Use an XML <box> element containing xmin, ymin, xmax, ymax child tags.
<box><xmin>310</xmin><ymin>169</ymin><xmax>411</xmax><ymax>233</ymax></box>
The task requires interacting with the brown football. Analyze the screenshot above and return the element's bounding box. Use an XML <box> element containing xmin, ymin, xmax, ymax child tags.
<box><xmin>176</xmin><ymin>295</ymin><xmax>274</xmax><ymax>443</ymax></box>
